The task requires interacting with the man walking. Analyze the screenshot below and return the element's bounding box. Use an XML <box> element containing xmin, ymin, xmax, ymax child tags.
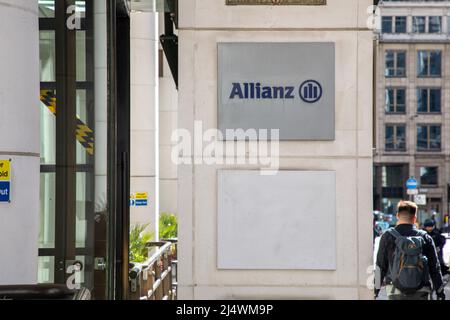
<box><xmin>375</xmin><ymin>201</ymin><xmax>445</xmax><ymax>300</ymax></box>
<box><xmin>423</xmin><ymin>219</ymin><xmax>449</xmax><ymax>276</ymax></box>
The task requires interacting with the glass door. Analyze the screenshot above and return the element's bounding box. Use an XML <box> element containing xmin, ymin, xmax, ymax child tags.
<box><xmin>38</xmin><ymin>0</ymin><xmax>111</xmax><ymax>299</ymax></box>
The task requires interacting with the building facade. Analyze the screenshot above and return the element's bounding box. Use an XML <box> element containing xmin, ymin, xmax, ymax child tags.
<box><xmin>177</xmin><ymin>0</ymin><xmax>373</xmax><ymax>300</ymax></box>
<box><xmin>375</xmin><ymin>0</ymin><xmax>450</xmax><ymax>230</ymax></box>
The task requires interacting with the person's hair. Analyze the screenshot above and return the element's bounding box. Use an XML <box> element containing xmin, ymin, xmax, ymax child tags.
<box><xmin>397</xmin><ymin>201</ymin><xmax>418</xmax><ymax>220</ymax></box>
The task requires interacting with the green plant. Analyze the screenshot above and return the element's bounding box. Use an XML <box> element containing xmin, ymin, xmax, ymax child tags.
<box><xmin>129</xmin><ymin>223</ymin><xmax>154</xmax><ymax>263</ymax></box>
<box><xmin>159</xmin><ymin>213</ymin><xmax>178</xmax><ymax>240</ymax></box>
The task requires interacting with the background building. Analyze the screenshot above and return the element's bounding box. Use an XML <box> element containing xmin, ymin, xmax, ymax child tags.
<box><xmin>374</xmin><ymin>0</ymin><xmax>450</xmax><ymax>230</ymax></box>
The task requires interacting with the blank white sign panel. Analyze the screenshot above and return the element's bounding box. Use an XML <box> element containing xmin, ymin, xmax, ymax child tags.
<box><xmin>218</xmin><ymin>170</ymin><xmax>337</xmax><ymax>270</ymax></box>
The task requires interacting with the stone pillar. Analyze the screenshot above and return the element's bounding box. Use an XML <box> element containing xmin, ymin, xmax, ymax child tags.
<box><xmin>177</xmin><ymin>0</ymin><xmax>374</xmax><ymax>300</ymax></box>
<box><xmin>130</xmin><ymin>11</ymin><xmax>160</xmax><ymax>238</ymax></box>
<box><xmin>0</xmin><ymin>0</ymin><xmax>40</xmax><ymax>285</ymax></box>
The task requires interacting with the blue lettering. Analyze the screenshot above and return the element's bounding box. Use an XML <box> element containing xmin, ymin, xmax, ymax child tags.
<box><xmin>262</xmin><ymin>87</ymin><xmax>272</xmax><ymax>99</ymax></box>
<box><xmin>285</xmin><ymin>86</ymin><xmax>295</xmax><ymax>99</ymax></box>
<box><xmin>272</xmin><ymin>87</ymin><xmax>284</xmax><ymax>99</ymax></box>
<box><xmin>229</xmin><ymin>83</ymin><xmax>244</xmax><ymax>99</ymax></box>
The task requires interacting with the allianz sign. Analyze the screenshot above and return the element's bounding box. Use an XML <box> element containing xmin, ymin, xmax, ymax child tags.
<box><xmin>218</xmin><ymin>42</ymin><xmax>335</xmax><ymax>140</ymax></box>
<box><xmin>229</xmin><ymin>80</ymin><xmax>323</xmax><ymax>103</ymax></box>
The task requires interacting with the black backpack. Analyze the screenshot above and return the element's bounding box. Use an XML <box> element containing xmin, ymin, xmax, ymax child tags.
<box><xmin>387</xmin><ymin>228</ymin><xmax>430</xmax><ymax>293</ymax></box>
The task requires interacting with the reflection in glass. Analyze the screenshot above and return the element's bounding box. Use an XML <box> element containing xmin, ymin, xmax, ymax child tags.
<box><xmin>430</xmin><ymin>51</ymin><xmax>442</xmax><ymax>76</ymax></box>
<box><xmin>40</xmin><ymin>31</ymin><xmax>56</xmax><ymax>82</ymax></box>
<box><xmin>385</xmin><ymin>88</ymin><xmax>405</xmax><ymax>113</ymax></box>
<box><xmin>39</xmin><ymin>0</ymin><xmax>55</xmax><ymax>18</ymax></box>
<box><xmin>77</xmin><ymin>31</ymin><xmax>87</xmax><ymax>82</ymax></box>
<box><xmin>39</xmin><ymin>173</ymin><xmax>55</xmax><ymax>249</ymax></box>
<box><xmin>385</xmin><ymin>125</ymin><xmax>406</xmax><ymax>151</ymax></box>
<box><xmin>417</xmin><ymin>88</ymin><xmax>442</xmax><ymax>113</ymax></box>
<box><xmin>76</xmin><ymin>172</ymin><xmax>87</xmax><ymax>249</ymax></box>
<box><xmin>385</xmin><ymin>51</ymin><xmax>394</xmax><ymax>76</ymax></box>
<box><xmin>396</xmin><ymin>89</ymin><xmax>406</xmax><ymax>113</ymax></box>
<box><xmin>382</xmin><ymin>16</ymin><xmax>393</xmax><ymax>33</ymax></box>
<box><xmin>417</xmin><ymin>125</ymin><xmax>441</xmax><ymax>151</ymax></box>
<box><xmin>413</xmin><ymin>16</ymin><xmax>425</xmax><ymax>33</ymax></box>
<box><xmin>395</xmin><ymin>16</ymin><xmax>407</xmax><ymax>33</ymax></box>
<box><xmin>381</xmin><ymin>166</ymin><xmax>404</xmax><ymax>188</ymax></box>
<box><xmin>417</xmin><ymin>125</ymin><xmax>428</xmax><ymax>150</ymax></box>
<box><xmin>420</xmin><ymin>167</ymin><xmax>438</xmax><ymax>186</ymax></box>
<box><xmin>429</xmin><ymin>16</ymin><xmax>442</xmax><ymax>33</ymax></box>
<box><xmin>418</xmin><ymin>51</ymin><xmax>441</xmax><ymax>77</ymax></box>
<box><xmin>385</xmin><ymin>51</ymin><xmax>406</xmax><ymax>77</ymax></box>
<box><xmin>429</xmin><ymin>89</ymin><xmax>441</xmax><ymax>113</ymax></box>
<box><xmin>430</xmin><ymin>126</ymin><xmax>441</xmax><ymax>150</ymax></box>
<box><xmin>38</xmin><ymin>256</ymin><xmax>55</xmax><ymax>284</ymax></box>
<box><xmin>40</xmin><ymin>91</ymin><xmax>56</xmax><ymax>164</ymax></box>
<box><xmin>76</xmin><ymin>90</ymin><xmax>89</xmax><ymax>165</ymax></box>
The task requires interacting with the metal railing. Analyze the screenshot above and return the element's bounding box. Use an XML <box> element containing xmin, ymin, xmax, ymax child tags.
<box><xmin>128</xmin><ymin>239</ymin><xmax>177</xmax><ymax>300</ymax></box>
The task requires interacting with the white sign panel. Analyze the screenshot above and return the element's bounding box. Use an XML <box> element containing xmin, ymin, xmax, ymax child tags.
<box><xmin>218</xmin><ymin>170</ymin><xmax>337</xmax><ymax>270</ymax></box>
<box><xmin>414</xmin><ymin>194</ymin><xmax>426</xmax><ymax>206</ymax></box>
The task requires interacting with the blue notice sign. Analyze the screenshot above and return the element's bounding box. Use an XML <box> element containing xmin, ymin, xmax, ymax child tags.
<box><xmin>0</xmin><ymin>181</ymin><xmax>11</xmax><ymax>202</ymax></box>
<box><xmin>406</xmin><ymin>178</ymin><xmax>418</xmax><ymax>190</ymax></box>
<box><xmin>135</xmin><ymin>199</ymin><xmax>148</xmax><ymax>207</ymax></box>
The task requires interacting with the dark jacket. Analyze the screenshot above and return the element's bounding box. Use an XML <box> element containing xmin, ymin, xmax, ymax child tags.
<box><xmin>427</xmin><ymin>228</ymin><xmax>446</xmax><ymax>252</ymax></box>
<box><xmin>376</xmin><ymin>224</ymin><xmax>444</xmax><ymax>292</ymax></box>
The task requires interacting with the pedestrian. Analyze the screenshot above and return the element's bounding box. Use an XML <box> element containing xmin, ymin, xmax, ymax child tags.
<box><xmin>423</xmin><ymin>219</ymin><xmax>449</xmax><ymax>276</ymax></box>
<box><xmin>375</xmin><ymin>200</ymin><xmax>445</xmax><ymax>300</ymax></box>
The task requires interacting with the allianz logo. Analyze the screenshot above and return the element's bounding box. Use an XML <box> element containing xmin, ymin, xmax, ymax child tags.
<box><xmin>229</xmin><ymin>80</ymin><xmax>323</xmax><ymax>103</ymax></box>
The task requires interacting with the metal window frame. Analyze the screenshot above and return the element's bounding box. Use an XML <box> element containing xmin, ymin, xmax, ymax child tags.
<box><xmin>385</xmin><ymin>123</ymin><xmax>406</xmax><ymax>152</ymax></box>
<box><xmin>417</xmin><ymin>124</ymin><xmax>442</xmax><ymax>151</ymax></box>
<box><xmin>39</xmin><ymin>0</ymin><xmax>96</xmax><ymax>291</ymax></box>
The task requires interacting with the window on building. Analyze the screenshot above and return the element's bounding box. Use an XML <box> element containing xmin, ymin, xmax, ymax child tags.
<box><xmin>420</xmin><ymin>167</ymin><xmax>438</xmax><ymax>186</ymax></box>
<box><xmin>385</xmin><ymin>88</ymin><xmax>406</xmax><ymax>113</ymax></box>
<box><xmin>385</xmin><ymin>50</ymin><xmax>406</xmax><ymax>77</ymax></box>
<box><xmin>395</xmin><ymin>16</ymin><xmax>407</xmax><ymax>33</ymax></box>
<box><xmin>417</xmin><ymin>124</ymin><xmax>441</xmax><ymax>151</ymax></box>
<box><xmin>413</xmin><ymin>16</ymin><xmax>426</xmax><ymax>33</ymax></box>
<box><xmin>417</xmin><ymin>88</ymin><xmax>441</xmax><ymax>113</ymax></box>
<box><xmin>429</xmin><ymin>16</ymin><xmax>442</xmax><ymax>33</ymax></box>
<box><xmin>382</xmin><ymin>16</ymin><xmax>393</xmax><ymax>33</ymax></box>
<box><xmin>386</xmin><ymin>124</ymin><xmax>406</xmax><ymax>151</ymax></box>
<box><xmin>418</xmin><ymin>50</ymin><xmax>441</xmax><ymax>77</ymax></box>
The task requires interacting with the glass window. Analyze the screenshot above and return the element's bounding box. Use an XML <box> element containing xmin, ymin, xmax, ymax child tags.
<box><xmin>39</xmin><ymin>31</ymin><xmax>56</xmax><ymax>82</ymax></box>
<box><xmin>39</xmin><ymin>0</ymin><xmax>55</xmax><ymax>18</ymax></box>
<box><xmin>39</xmin><ymin>173</ymin><xmax>56</xmax><ymax>249</ymax></box>
<box><xmin>395</xmin><ymin>16</ymin><xmax>407</xmax><ymax>33</ymax></box>
<box><xmin>38</xmin><ymin>256</ymin><xmax>55</xmax><ymax>284</ymax></box>
<box><xmin>40</xmin><ymin>90</ymin><xmax>56</xmax><ymax>165</ymax></box>
<box><xmin>385</xmin><ymin>51</ymin><xmax>406</xmax><ymax>77</ymax></box>
<box><xmin>429</xmin><ymin>89</ymin><xmax>441</xmax><ymax>113</ymax></box>
<box><xmin>413</xmin><ymin>16</ymin><xmax>426</xmax><ymax>33</ymax></box>
<box><xmin>386</xmin><ymin>124</ymin><xmax>406</xmax><ymax>151</ymax></box>
<box><xmin>420</xmin><ymin>167</ymin><xmax>438</xmax><ymax>186</ymax></box>
<box><xmin>429</xmin><ymin>16</ymin><xmax>442</xmax><ymax>33</ymax></box>
<box><xmin>385</xmin><ymin>88</ymin><xmax>406</xmax><ymax>113</ymax></box>
<box><xmin>382</xmin><ymin>16</ymin><xmax>393</xmax><ymax>33</ymax></box>
<box><xmin>417</xmin><ymin>88</ymin><xmax>441</xmax><ymax>113</ymax></box>
<box><xmin>417</xmin><ymin>125</ymin><xmax>441</xmax><ymax>151</ymax></box>
<box><xmin>418</xmin><ymin>50</ymin><xmax>441</xmax><ymax>77</ymax></box>
<box><xmin>76</xmin><ymin>31</ymin><xmax>87</xmax><ymax>82</ymax></box>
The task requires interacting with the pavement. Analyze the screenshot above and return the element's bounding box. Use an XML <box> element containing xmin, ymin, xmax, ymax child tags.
<box><xmin>375</xmin><ymin>234</ymin><xmax>450</xmax><ymax>300</ymax></box>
